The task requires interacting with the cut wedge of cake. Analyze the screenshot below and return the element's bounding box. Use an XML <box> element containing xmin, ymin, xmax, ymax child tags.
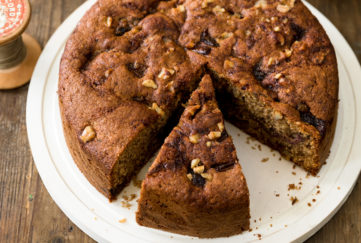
<box><xmin>136</xmin><ymin>75</ymin><xmax>250</xmax><ymax>238</ymax></box>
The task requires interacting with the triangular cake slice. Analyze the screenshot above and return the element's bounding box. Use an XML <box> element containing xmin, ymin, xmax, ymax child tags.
<box><xmin>136</xmin><ymin>75</ymin><xmax>250</xmax><ymax>238</ymax></box>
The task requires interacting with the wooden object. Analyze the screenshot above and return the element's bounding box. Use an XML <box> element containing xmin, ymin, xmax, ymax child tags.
<box><xmin>0</xmin><ymin>0</ymin><xmax>41</xmax><ymax>89</ymax></box>
<box><xmin>0</xmin><ymin>0</ymin><xmax>359</xmax><ymax>242</ymax></box>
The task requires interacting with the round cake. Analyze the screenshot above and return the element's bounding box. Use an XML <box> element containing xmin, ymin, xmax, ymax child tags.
<box><xmin>58</xmin><ymin>0</ymin><xmax>338</xmax><ymax>237</ymax></box>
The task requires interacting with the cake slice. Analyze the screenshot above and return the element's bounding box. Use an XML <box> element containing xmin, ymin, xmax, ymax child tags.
<box><xmin>136</xmin><ymin>75</ymin><xmax>250</xmax><ymax>238</ymax></box>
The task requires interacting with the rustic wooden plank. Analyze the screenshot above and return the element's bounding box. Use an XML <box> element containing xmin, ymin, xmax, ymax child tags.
<box><xmin>0</xmin><ymin>0</ymin><xmax>359</xmax><ymax>242</ymax></box>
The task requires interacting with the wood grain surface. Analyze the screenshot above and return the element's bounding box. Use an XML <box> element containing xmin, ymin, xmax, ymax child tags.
<box><xmin>0</xmin><ymin>0</ymin><xmax>360</xmax><ymax>242</ymax></box>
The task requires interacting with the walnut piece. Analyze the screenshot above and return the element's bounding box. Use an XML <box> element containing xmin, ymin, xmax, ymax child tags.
<box><xmin>201</xmin><ymin>173</ymin><xmax>213</xmax><ymax>181</ymax></box>
<box><xmin>189</xmin><ymin>134</ymin><xmax>200</xmax><ymax>144</ymax></box>
<box><xmin>193</xmin><ymin>165</ymin><xmax>205</xmax><ymax>174</ymax></box>
<box><xmin>158</xmin><ymin>67</ymin><xmax>175</xmax><ymax>80</ymax></box>
<box><xmin>208</xmin><ymin>131</ymin><xmax>222</xmax><ymax>140</ymax></box>
<box><xmin>106</xmin><ymin>17</ymin><xmax>113</xmax><ymax>27</ymax></box>
<box><xmin>80</xmin><ymin>126</ymin><xmax>96</xmax><ymax>143</ymax></box>
<box><xmin>191</xmin><ymin>158</ymin><xmax>201</xmax><ymax>169</ymax></box>
<box><xmin>217</xmin><ymin>122</ymin><xmax>224</xmax><ymax>132</ymax></box>
<box><xmin>150</xmin><ymin>103</ymin><xmax>165</xmax><ymax>117</ymax></box>
<box><xmin>142</xmin><ymin>79</ymin><xmax>158</xmax><ymax>89</ymax></box>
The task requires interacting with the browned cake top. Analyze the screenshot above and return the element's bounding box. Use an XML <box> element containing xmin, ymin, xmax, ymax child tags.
<box><xmin>59</xmin><ymin>0</ymin><xmax>338</xmax><ymax>171</ymax></box>
<box><xmin>145</xmin><ymin>75</ymin><xmax>248</xmax><ymax>210</ymax></box>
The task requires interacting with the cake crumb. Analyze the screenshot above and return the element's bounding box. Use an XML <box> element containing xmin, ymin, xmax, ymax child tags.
<box><xmin>307</xmin><ymin>202</ymin><xmax>312</xmax><ymax>207</ymax></box>
<box><xmin>272</xmin><ymin>153</ymin><xmax>276</xmax><ymax>157</ymax></box>
<box><xmin>275</xmin><ymin>194</ymin><xmax>280</xmax><ymax>197</ymax></box>
<box><xmin>132</xmin><ymin>178</ymin><xmax>143</xmax><ymax>188</ymax></box>
<box><xmin>292</xmin><ymin>171</ymin><xmax>296</xmax><ymax>175</ymax></box>
<box><xmin>261</xmin><ymin>158</ymin><xmax>269</xmax><ymax>163</ymax></box>
<box><xmin>258</xmin><ymin>144</ymin><xmax>262</xmax><ymax>151</ymax></box>
<box><xmin>118</xmin><ymin>218</ymin><xmax>127</xmax><ymax>223</ymax></box>
<box><xmin>270</xmin><ymin>224</ymin><xmax>273</xmax><ymax>227</ymax></box>
<box><xmin>288</xmin><ymin>183</ymin><xmax>300</xmax><ymax>190</ymax></box>
<box><xmin>337</xmin><ymin>186</ymin><xmax>341</xmax><ymax>190</ymax></box>
<box><xmin>291</xmin><ymin>196</ymin><xmax>298</xmax><ymax>205</ymax></box>
<box><xmin>316</xmin><ymin>190</ymin><xmax>320</xmax><ymax>194</ymax></box>
<box><xmin>316</xmin><ymin>185</ymin><xmax>320</xmax><ymax>189</ymax></box>
<box><xmin>285</xmin><ymin>224</ymin><xmax>288</xmax><ymax>227</ymax></box>
<box><xmin>251</xmin><ymin>146</ymin><xmax>256</xmax><ymax>150</ymax></box>
<box><xmin>121</xmin><ymin>201</ymin><xmax>132</xmax><ymax>209</ymax></box>
<box><xmin>312</xmin><ymin>199</ymin><xmax>316</xmax><ymax>202</ymax></box>
<box><xmin>248</xmin><ymin>228</ymin><xmax>253</xmax><ymax>232</ymax></box>
<box><xmin>293</xmin><ymin>164</ymin><xmax>296</xmax><ymax>169</ymax></box>
<box><xmin>275</xmin><ymin>170</ymin><xmax>279</xmax><ymax>173</ymax></box>
<box><xmin>278</xmin><ymin>157</ymin><xmax>282</xmax><ymax>161</ymax></box>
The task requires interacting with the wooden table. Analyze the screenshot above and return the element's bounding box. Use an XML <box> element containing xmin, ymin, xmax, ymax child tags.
<box><xmin>0</xmin><ymin>0</ymin><xmax>360</xmax><ymax>242</ymax></box>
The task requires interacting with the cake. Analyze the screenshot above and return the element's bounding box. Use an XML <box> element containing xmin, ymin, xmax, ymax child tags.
<box><xmin>58</xmin><ymin>0</ymin><xmax>338</xmax><ymax>236</ymax></box>
<box><xmin>58</xmin><ymin>0</ymin><xmax>203</xmax><ymax>199</ymax></box>
<box><xmin>136</xmin><ymin>75</ymin><xmax>250</xmax><ymax>238</ymax></box>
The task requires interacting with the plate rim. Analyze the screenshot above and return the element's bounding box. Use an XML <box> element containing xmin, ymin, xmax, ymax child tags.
<box><xmin>26</xmin><ymin>1</ymin><xmax>361</xmax><ymax>242</ymax></box>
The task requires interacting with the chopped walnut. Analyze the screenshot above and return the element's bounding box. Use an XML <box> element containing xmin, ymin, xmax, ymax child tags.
<box><xmin>284</xmin><ymin>48</ymin><xmax>293</xmax><ymax>57</ymax></box>
<box><xmin>245</xmin><ymin>30</ymin><xmax>252</xmax><ymax>37</ymax></box>
<box><xmin>158</xmin><ymin>67</ymin><xmax>175</xmax><ymax>80</ymax></box>
<box><xmin>273</xmin><ymin>26</ymin><xmax>281</xmax><ymax>32</ymax></box>
<box><xmin>271</xmin><ymin>17</ymin><xmax>278</xmax><ymax>23</ymax></box>
<box><xmin>142</xmin><ymin>79</ymin><xmax>158</xmax><ymax>89</ymax></box>
<box><xmin>217</xmin><ymin>122</ymin><xmax>224</xmax><ymax>132</ymax></box>
<box><xmin>273</xmin><ymin>111</ymin><xmax>283</xmax><ymax>120</ymax></box>
<box><xmin>278</xmin><ymin>34</ymin><xmax>285</xmax><ymax>46</ymax></box>
<box><xmin>104</xmin><ymin>69</ymin><xmax>113</xmax><ymax>78</ymax></box>
<box><xmin>177</xmin><ymin>4</ymin><xmax>185</xmax><ymax>12</ymax></box>
<box><xmin>201</xmin><ymin>1</ymin><xmax>208</xmax><ymax>8</ymax></box>
<box><xmin>167</xmin><ymin>47</ymin><xmax>175</xmax><ymax>54</ymax></box>
<box><xmin>189</xmin><ymin>134</ymin><xmax>200</xmax><ymax>144</ymax></box>
<box><xmin>213</xmin><ymin>5</ymin><xmax>225</xmax><ymax>14</ymax></box>
<box><xmin>166</xmin><ymin>81</ymin><xmax>175</xmax><ymax>93</ymax></box>
<box><xmin>277</xmin><ymin>0</ymin><xmax>295</xmax><ymax>13</ymax></box>
<box><xmin>80</xmin><ymin>126</ymin><xmax>96</xmax><ymax>143</ymax></box>
<box><xmin>106</xmin><ymin>16</ymin><xmax>113</xmax><ymax>27</ymax></box>
<box><xmin>208</xmin><ymin>131</ymin><xmax>221</xmax><ymax>140</ymax></box>
<box><xmin>193</xmin><ymin>165</ymin><xmax>205</xmax><ymax>174</ymax></box>
<box><xmin>220</xmin><ymin>32</ymin><xmax>233</xmax><ymax>39</ymax></box>
<box><xmin>187</xmin><ymin>104</ymin><xmax>201</xmax><ymax>116</ymax></box>
<box><xmin>267</xmin><ymin>57</ymin><xmax>275</xmax><ymax>66</ymax></box>
<box><xmin>191</xmin><ymin>158</ymin><xmax>201</xmax><ymax>169</ymax></box>
<box><xmin>201</xmin><ymin>173</ymin><xmax>213</xmax><ymax>181</ymax></box>
<box><xmin>254</xmin><ymin>0</ymin><xmax>267</xmax><ymax>9</ymax></box>
<box><xmin>206</xmin><ymin>141</ymin><xmax>212</xmax><ymax>147</ymax></box>
<box><xmin>275</xmin><ymin>73</ymin><xmax>283</xmax><ymax>79</ymax></box>
<box><xmin>150</xmin><ymin>103</ymin><xmax>165</xmax><ymax>117</ymax></box>
<box><xmin>187</xmin><ymin>173</ymin><xmax>193</xmax><ymax>180</ymax></box>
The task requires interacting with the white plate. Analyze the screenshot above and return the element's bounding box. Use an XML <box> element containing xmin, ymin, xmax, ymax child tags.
<box><xmin>26</xmin><ymin>1</ymin><xmax>361</xmax><ymax>242</ymax></box>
